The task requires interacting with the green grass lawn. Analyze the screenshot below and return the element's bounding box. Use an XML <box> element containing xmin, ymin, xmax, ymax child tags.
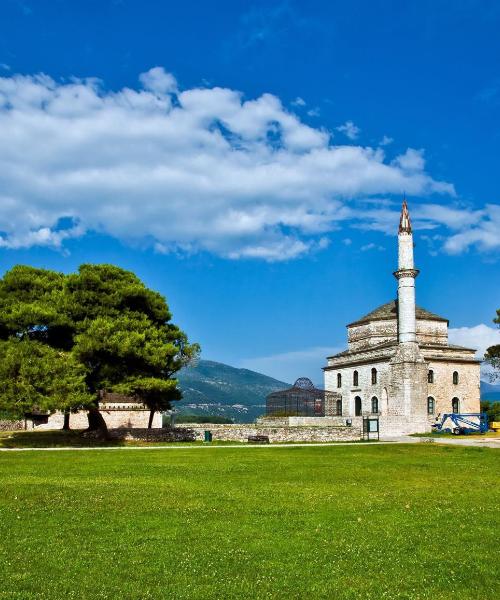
<box><xmin>0</xmin><ymin>445</ymin><xmax>498</xmax><ymax>599</ymax></box>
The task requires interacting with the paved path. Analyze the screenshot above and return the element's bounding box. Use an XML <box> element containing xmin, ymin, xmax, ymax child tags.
<box><xmin>0</xmin><ymin>436</ymin><xmax>498</xmax><ymax>452</ymax></box>
<box><xmin>382</xmin><ymin>434</ymin><xmax>500</xmax><ymax>449</ymax></box>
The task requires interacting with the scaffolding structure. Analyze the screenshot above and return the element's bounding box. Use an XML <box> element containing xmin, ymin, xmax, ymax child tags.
<box><xmin>266</xmin><ymin>377</ymin><xmax>342</xmax><ymax>417</ymax></box>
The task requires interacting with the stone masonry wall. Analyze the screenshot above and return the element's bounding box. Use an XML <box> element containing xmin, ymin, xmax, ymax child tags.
<box><xmin>0</xmin><ymin>419</ymin><xmax>24</xmax><ymax>431</ymax></box>
<box><xmin>325</xmin><ymin>359</ymin><xmax>392</xmax><ymax>416</ymax></box>
<box><xmin>187</xmin><ymin>423</ymin><xmax>362</xmax><ymax>443</ymax></box>
<box><xmin>425</xmin><ymin>360</ymin><xmax>480</xmax><ymax>415</ymax></box>
<box><xmin>26</xmin><ymin>409</ymin><xmax>162</xmax><ymax>431</ymax></box>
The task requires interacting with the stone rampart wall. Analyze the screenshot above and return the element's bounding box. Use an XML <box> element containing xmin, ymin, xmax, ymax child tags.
<box><xmin>0</xmin><ymin>419</ymin><xmax>24</xmax><ymax>431</ymax></box>
<box><xmin>188</xmin><ymin>423</ymin><xmax>362</xmax><ymax>443</ymax></box>
<box><xmin>26</xmin><ymin>409</ymin><xmax>162</xmax><ymax>431</ymax></box>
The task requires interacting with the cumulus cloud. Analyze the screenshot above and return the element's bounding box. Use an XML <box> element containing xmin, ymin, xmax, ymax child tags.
<box><xmin>336</xmin><ymin>120</ymin><xmax>360</xmax><ymax>140</ymax></box>
<box><xmin>443</xmin><ymin>204</ymin><xmax>500</xmax><ymax>254</ymax></box>
<box><xmin>449</xmin><ymin>324</ymin><xmax>500</xmax><ymax>380</ymax></box>
<box><xmin>449</xmin><ymin>324</ymin><xmax>500</xmax><ymax>358</ymax></box>
<box><xmin>355</xmin><ymin>199</ymin><xmax>500</xmax><ymax>256</ymax></box>
<box><xmin>0</xmin><ymin>68</ymin><xmax>459</xmax><ymax>260</ymax></box>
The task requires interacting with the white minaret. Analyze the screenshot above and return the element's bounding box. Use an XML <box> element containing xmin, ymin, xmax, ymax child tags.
<box><xmin>394</xmin><ymin>200</ymin><xmax>419</xmax><ymax>344</ymax></box>
<box><xmin>389</xmin><ymin>199</ymin><xmax>428</xmax><ymax>419</ymax></box>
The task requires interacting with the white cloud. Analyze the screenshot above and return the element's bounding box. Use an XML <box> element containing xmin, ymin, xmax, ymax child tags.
<box><xmin>360</xmin><ymin>242</ymin><xmax>385</xmax><ymax>251</ymax></box>
<box><xmin>139</xmin><ymin>66</ymin><xmax>177</xmax><ymax>94</ymax></box>
<box><xmin>449</xmin><ymin>324</ymin><xmax>500</xmax><ymax>359</ymax></box>
<box><xmin>354</xmin><ymin>200</ymin><xmax>500</xmax><ymax>258</ymax></box>
<box><xmin>449</xmin><ymin>324</ymin><xmax>500</xmax><ymax>380</ymax></box>
<box><xmin>240</xmin><ymin>346</ymin><xmax>343</xmax><ymax>384</ymax></box>
<box><xmin>392</xmin><ymin>148</ymin><xmax>425</xmax><ymax>171</ymax></box>
<box><xmin>443</xmin><ymin>204</ymin><xmax>500</xmax><ymax>254</ymax></box>
<box><xmin>0</xmin><ymin>68</ymin><xmax>461</xmax><ymax>260</ymax></box>
<box><xmin>291</xmin><ymin>96</ymin><xmax>306</xmax><ymax>106</ymax></box>
<box><xmin>336</xmin><ymin>120</ymin><xmax>360</xmax><ymax>140</ymax></box>
<box><xmin>380</xmin><ymin>135</ymin><xmax>393</xmax><ymax>146</ymax></box>
<box><xmin>307</xmin><ymin>107</ymin><xmax>320</xmax><ymax>117</ymax></box>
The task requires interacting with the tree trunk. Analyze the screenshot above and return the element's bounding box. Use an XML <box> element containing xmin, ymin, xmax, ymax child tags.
<box><xmin>85</xmin><ymin>407</ymin><xmax>109</xmax><ymax>439</ymax></box>
<box><xmin>62</xmin><ymin>411</ymin><xmax>70</xmax><ymax>430</ymax></box>
<box><xmin>148</xmin><ymin>409</ymin><xmax>155</xmax><ymax>429</ymax></box>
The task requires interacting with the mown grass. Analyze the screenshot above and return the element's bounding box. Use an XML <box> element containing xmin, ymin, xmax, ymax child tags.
<box><xmin>0</xmin><ymin>444</ymin><xmax>498</xmax><ymax>599</ymax></box>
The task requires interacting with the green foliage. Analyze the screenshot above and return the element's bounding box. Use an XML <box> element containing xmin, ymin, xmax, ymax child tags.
<box><xmin>176</xmin><ymin>414</ymin><xmax>234</xmax><ymax>424</ymax></box>
<box><xmin>0</xmin><ymin>445</ymin><xmax>498</xmax><ymax>598</ymax></box>
<box><xmin>484</xmin><ymin>344</ymin><xmax>500</xmax><ymax>382</ymax></box>
<box><xmin>484</xmin><ymin>307</ymin><xmax>500</xmax><ymax>381</ymax></box>
<box><xmin>0</xmin><ymin>339</ymin><xmax>91</xmax><ymax>417</ymax></box>
<box><xmin>481</xmin><ymin>400</ymin><xmax>500</xmax><ymax>423</ymax></box>
<box><xmin>0</xmin><ymin>263</ymin><xmax>199</xmax><ymax>421</ymax></box>
<box><xmin>0</xmin><ymin>265</ymin><xmax>71</xmax><ymax>348</ymax></box>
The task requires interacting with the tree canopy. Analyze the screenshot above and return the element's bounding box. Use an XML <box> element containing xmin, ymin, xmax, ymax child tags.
<box><xmin>484</xmin><ymin>307</ymin><xmax>500</xmax><ymax>382</ymax></box>
<box><xmin>0</xmin><ymin>264</ymin><xmax>199</xmax><ymax>431</ymax></box>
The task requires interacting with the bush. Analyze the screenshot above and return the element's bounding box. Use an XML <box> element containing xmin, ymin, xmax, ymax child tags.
<box><xmin>0</xmin><ymin>410</ymin><xmax>22</xmax><ymax>421</ymax></box>
<box><xmin>176</xmin><ymin>414</ymin><xmax>233</xmax><ymax>424</ymax></box>
<box><xmin>481</xmin><ymin>400</ymin><xmax>500</xmax><ymax>424</ymax></box>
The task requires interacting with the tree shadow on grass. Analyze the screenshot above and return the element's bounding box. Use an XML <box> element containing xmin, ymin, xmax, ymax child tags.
<box><xmin>0</xmin><ymin>429</ymin><xmax>128</xmax><ymax>448</ymax></box>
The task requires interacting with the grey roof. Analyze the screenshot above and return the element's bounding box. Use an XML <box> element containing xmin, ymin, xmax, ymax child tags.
<box><xmin>326</xmin><ymin>341</ymin><xmax>477</xmax><ymax>363</ymax></box>
<box><xmin>348</xmin><ymin>300</ymin><xmax>448</xmax><ymax>327</ymax></box>
<box><xmin>327</xmin><ymin>341</ymin><xmax>397</xmax><ymax>360</ymax></box>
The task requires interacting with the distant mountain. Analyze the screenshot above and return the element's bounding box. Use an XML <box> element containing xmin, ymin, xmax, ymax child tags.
<box><xmin>481</xmin><ymin>380</ymin><xmax>500</xmax><ymax>402</ymax></box>
<box><xmin>176</xmin><ymin>360</ymin><xmax>290</xmax><ymax>423</ymax></box>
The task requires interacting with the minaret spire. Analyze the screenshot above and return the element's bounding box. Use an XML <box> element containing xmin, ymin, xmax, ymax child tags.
<box><xmin>399</xmin><ymin>198</ymin><xmax>412</xmax><ymax>233</ymax></box>
<box><xmin>394</xmin><ymin>199</ymin><xmax>419</xmax><ymax>343</ymax></box>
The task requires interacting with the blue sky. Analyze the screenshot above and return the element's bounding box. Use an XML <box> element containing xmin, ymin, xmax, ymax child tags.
<box><xmin>0</xmin><ymin>0</ymin><xmax>499</xmax><ymax>383</ymax></box>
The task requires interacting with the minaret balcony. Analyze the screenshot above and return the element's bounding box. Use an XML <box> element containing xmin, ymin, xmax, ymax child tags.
<box><xmin>393</xmin><ymin>268</ymin><xmax>420</xmax><ymax>280</ymax></box>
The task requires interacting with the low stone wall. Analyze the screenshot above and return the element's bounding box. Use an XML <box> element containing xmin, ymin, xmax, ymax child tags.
<box><xmin>257</xmin><ymin>415</ymin><xmax>433</xmax><ymax>438</ymax></box>
<box><xmin>257</xmin><ymin>416</ymin><xmax>349</xmax><ymax>427</ymax></box>
<box><xmin>378</xmin><ymin>416</ymin><xmax>432</xmax><ymax>437</ymax></box>
<box><xmin>188</xmin><ymin>423</ymin><xmax>361</xmax><ymax>443</ymax></box>
<box><xmin>0</xmin><ymin>419</ymin><xmax>24</xmax><ymax>431</ymax></box>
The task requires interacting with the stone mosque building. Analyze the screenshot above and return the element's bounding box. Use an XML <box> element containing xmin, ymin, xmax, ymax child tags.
<box><xmin>323</xmin><ymin>200</ymin><xmax>481</xmax><ymax>435</ymax></box>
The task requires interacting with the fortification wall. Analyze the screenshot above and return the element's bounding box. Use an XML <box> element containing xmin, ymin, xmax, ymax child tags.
<box><xmin>188</xmin><ymin>423</ymin><xmax>362</xmax><ymax>443</ymax></box>
<box><xmin>26</xmin><ymin>409</ymin><xmax>162</xmax><ymax>431</ymax></box>
<box><xmin>0</xmin><ymin>420</ymin><xmax>24</xmax><ymax>431</ymax></box>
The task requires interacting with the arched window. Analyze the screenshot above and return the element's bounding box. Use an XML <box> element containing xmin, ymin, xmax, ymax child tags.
<box><xmin>371</xmin><ymin>396</ymin><xmax>378</xmax><ymax>414</ymax></box>
<box><xmin>453</xmin><ymin>371</ymin><xmax>459</xmax><ymax>385</ymax></box>
<box><xmin>336</xmin><ymin>399</ymin><xmax>342</xmax><ymax>416</ymax></box>
<box><xmin>354</xmin><ymin>396</ymin><xmax>362</xmax><ymax>416</ymax></box>
<box><xmin>428</xmin><ymin>370</ymin><xmax>434</xmax><ymax>384</ymax></box>
<box><xmin>427</xmin><ymin>397</ymin><xmax>435</xmax><ymax>415</ymax></box>
<box><xmin>371</xmin><ymin>368</ymin><xmax>377</xmax><ymax>385</ymax></box>
<box><xmin>353</xmin><ymin>370</ymin><xmax>359</xmax><ymax>387</ymax></box>
<box><xmin>452</xmin><ymin>397</ymin><xmax>459</xmax><ymax>413</ymax></box>
<box><xmin>337</xmin><ymin>373</ymin><xmax>342</xmax><ymax>388</ymax></box>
